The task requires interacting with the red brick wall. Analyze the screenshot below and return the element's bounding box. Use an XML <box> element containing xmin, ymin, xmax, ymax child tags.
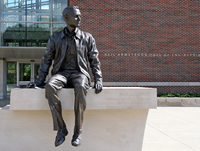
<box><xmin>70</xmin><ymin>0</ymin><xmax>200</xmax><ymax>92</ymax></box>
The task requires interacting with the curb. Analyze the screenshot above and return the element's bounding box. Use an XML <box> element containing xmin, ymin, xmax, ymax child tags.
<box><xmin>157</xmin><ymin>97</ymin><xmax>200</xmax><ymax>107</ymax></box>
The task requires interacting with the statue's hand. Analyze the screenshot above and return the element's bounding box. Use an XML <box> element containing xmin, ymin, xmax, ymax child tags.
<box><xmin>95</xmin><ymin>82</ymin><xmax>102</xmax><ymax>94</ymax></box>
<box><xmin>26</xmin><ymin>82</ymin><xmax>45</xmax><ymax>88</ymax></box>
<box><xmin>26</xmin><ymin>82</ymin><xmax>36</xmax><ymax>88</ymax></box>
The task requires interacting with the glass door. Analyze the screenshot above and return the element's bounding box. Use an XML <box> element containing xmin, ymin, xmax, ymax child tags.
<box><xmin>7</xmin><ymin>62</ymin><xmax>17</xmax><ymax>95</ymax></box>
<box><xmin>17</xmin><ymin>62</ymin><xmax>40</xmax><ymax>87</ymax></box>
<box><xmin>19</xmin><ymin>63</ymin><xmax>31</xmax><ymax>85</ymax></box>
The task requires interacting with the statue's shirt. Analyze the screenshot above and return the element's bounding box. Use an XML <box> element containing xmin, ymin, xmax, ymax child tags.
<box><xmin>58</xmin><ymin>28</ymin><xmax>80</xmax><ymax>77</ymax></box>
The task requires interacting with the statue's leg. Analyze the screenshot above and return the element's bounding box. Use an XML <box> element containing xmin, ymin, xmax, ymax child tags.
<box><xmin>71</xmin><ymin>73</ymin><xmax>89</xmax><ymax>146</ymax></box>
<box><xmin>45</xmin><ymin>74</ymin><xmax>67</xmax><ymax>131</ymax></box>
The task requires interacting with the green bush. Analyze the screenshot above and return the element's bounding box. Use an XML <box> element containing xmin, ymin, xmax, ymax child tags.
<box><xmin>157</xmin><ymin>92</ymin><xmax>200</xmax><ymax>97</ymax></box>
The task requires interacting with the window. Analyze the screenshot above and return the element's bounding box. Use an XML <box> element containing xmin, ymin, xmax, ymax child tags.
<box><xmin>0</xmin><ymin>0</ymin><xmax>68</xmax><ymax>47</ymax></box>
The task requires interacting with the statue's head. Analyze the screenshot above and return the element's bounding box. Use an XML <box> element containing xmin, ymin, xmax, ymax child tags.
<box><xmin>63</xmin><ymin>6</ymin><xmax>81</xmax><ymax>28</ymax></box>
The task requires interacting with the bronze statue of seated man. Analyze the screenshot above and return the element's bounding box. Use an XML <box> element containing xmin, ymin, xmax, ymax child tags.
<box><xmin>27</xmin><ymin>5</ymin><xmax>103</xmax><ymax>147</ymax></box>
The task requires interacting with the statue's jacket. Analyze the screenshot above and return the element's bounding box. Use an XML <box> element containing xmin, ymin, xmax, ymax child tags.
<box><xmin>36</xmin><ymin>27</ymin><xmax>102</xmax><ymax>85</ymax></box>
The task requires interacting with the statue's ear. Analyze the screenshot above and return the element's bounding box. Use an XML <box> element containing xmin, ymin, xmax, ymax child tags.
<box><xmin>63</xmin><ymin>14</ymin><xmax>68</xmax><ymax>22</ymax></box>
<box><xmin>65</xmin><ymin>15</ymin><xmax>68</xmax><ymax>21</ymax></box>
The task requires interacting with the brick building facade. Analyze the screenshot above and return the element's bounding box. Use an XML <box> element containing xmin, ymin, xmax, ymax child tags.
<box><xmin>70</xmin><ymin>0</ymin><xmax>200</xmax><ymax>93</ymax></box>
<box><xmin>0</xmin><ymin>0</ymin><xmax>199</xmax><ymax>99</ymax></box>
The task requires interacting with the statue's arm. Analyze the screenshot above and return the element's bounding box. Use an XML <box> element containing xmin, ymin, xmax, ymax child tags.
<box><xmin>35</xmin><ymin>36</ymin><xmax>55</xmax><ymax>86</ymax></box>
<box><xmin>87</xmin><ymin>34</ymin><xmax>103</xmax><ymax>93</ymax></box>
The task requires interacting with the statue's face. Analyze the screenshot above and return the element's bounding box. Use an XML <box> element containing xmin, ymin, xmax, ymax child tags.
<box><xmin>65</xmin><ymin>9</ymin><xmax>81</xmax><ymax>28</ymax></box>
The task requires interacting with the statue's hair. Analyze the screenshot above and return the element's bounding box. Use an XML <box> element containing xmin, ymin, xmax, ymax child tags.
<box><xmin>62</xmin><ymin>6</ymin><xmax>79</xmax><ymax>19</ymax></box>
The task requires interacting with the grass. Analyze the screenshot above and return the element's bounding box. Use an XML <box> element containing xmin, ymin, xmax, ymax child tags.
<box><xmin>157</xmin><ymin>92</ymin><xmax>200</xmax><ymax>97</ymax></box>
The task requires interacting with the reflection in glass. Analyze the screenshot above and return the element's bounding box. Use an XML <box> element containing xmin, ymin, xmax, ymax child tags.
<box><xmin>52</xmin><ymin>23</ymin><xmax>66</xmax><ymax>34</ymax></box>
<box><xmin>1</xmin><ymin>22</ymin><xmax>50</xmax><ymax>47</ymax></box>
<box><xmin>7</xmin><ymin>62</ymin><xmax>17</xmax><ymax>84</ymax></box>
<box><xmin>19</xmin><ymin>63</ymin><xmax>31</xmax><ymax>81</ymax></box>
<box><xmin>1</xmin><ymin>0</ymin><xmax>51</xmax><ymax>22</ymax></box>
<box><xmin>53</xmin><ymin>0</ymin><xmax>68</xmax><ymax>22</ymax></box>
<box><xmin>7</xmin><ymin>62</ymin><xmax>17</xmax><ymax>95</ymax></box>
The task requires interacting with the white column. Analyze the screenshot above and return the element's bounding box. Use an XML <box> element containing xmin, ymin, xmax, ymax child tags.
<box><xmin>17</xmin><ymin>62</ymin><xmax>19</xmax><ymax>87</ymax></box>
<box><xmin>0</xmin><ymin>59</ymin><xmax>7</xmax><ymax>99</ymax></box>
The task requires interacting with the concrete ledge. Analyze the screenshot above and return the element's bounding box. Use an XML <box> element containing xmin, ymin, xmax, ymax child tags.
<box><xmin>10</xmin><ymin>87</ymin><xmax>157</xmax><ymax>110</ymax></box>
<box><xmin>0</xmin><ymin>109</ymin><xmax>150</xmax><ymax>151</ymax></box>
<box><xmin>3</xmin><ymin>96</ymin><xmax>200</xmax><ymax>109</ymax></box>
<box><xmin>0</xmin><ymin>87</ymin><xmax>157</xmax><ymax>151</ymax></box>
<box><xmin>158</xmin><ymin>97</ymin><xmax>200</xmax><ymax>107</ymax></box>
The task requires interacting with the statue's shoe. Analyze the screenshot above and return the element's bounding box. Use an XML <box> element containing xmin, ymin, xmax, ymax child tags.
<box><xmin>71</xmin><ymin>133</ymin><xmax>81</xmax><ymax>147</ymax></box>
<box><xmin>55</xmin><ymin>128</ymin><xmax>68</xmax><ymax>147</ymax></box>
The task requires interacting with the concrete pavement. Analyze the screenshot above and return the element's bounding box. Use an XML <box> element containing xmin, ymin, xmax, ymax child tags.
<box><xmin>142</xmin><ymin>107</ymin><xmax>200</xmax><ymax>151</ymax></box>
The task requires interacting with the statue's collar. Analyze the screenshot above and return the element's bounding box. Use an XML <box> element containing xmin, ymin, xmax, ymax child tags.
<box><xmin>61</xmin><ymin>27</ymin><xmax>81</xmax><ymax>39</ymax></box>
